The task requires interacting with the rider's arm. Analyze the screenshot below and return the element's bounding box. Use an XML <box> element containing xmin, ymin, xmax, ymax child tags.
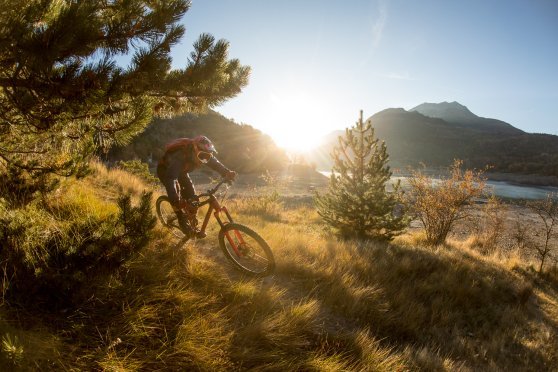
<box><xmin>208</xmin><ymin>156</ymin><xmax>236</xmax><ymax>180</ymax></box>
<box><xmin>206</xmin><ymin>156</ymin><xmax>232</xmax><ymax>177</ymax></box>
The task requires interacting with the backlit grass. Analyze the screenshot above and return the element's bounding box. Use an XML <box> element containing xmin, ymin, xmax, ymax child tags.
<box><xmin>1</xmin><ymin>162</ymin><xmax>557</xmax><ymax>370</ymax></box>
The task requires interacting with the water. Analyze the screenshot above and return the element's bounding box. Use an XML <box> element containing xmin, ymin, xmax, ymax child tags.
<box><xmin>319</xmin><ymin>172</ymin><xmax>558</xmax><ymax>200</ymax></box>
<box><xmin>483</xmin><ymin>180</ymin><xmax>558</xmax><ymax>200</ymax></box>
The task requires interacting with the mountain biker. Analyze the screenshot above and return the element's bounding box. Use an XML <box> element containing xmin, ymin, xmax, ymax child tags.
<box><xmin>157</xmin><ymin>135</ymin><xmax>236</xmax><ymax>236</ymax></box>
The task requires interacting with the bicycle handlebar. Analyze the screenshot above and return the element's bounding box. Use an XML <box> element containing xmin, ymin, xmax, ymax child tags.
<box><xmin>199</xmin><ymin>179</ymin><xmax>231</xmax><ymax>198</ymax></box>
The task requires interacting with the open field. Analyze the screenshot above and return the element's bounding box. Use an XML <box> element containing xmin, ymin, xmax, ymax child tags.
<box><xmin>1</xmin><ymin>164</ymin><xmax>557</xmax><ymax>370</ymax></box>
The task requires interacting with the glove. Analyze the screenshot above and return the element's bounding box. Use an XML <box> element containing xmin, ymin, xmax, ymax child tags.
<box><xmin>224</xmin><ymin>170</ymin><xmax>237</xmax><ymax>182</ymax></box>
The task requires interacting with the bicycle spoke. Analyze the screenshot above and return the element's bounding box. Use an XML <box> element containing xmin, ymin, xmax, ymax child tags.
<box><xmin>250</xmin><ymin>253</ymin><xmax>269</xmax><ymax>263</ymax></box>
<box><xmin>238</xmin><ymin>242</ymin><xmax>268</xmax><ymax>262</ymax></box>
<box><xmin>221</xmin><ymin>227</ymin><xmax>272</xmax><ymax>274</ymax></box>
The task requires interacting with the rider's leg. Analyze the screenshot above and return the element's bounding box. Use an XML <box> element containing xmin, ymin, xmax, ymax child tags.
<box><xmin>158</xmin><ymin>161</ymin><xmax>192</xmax><ymax>235</ymax></box>
<box><xmin>177</xmin><ymin>173</ymin><xmax>198</xmax><ymax>213</ymax></box>
<box><xmin>177</xmin><ymin>173</ymin><xmax>206</xmax><ymax>238</ymax></box>
<box><xmin>163</xmin><ymin>180</ymin><xmax>192</xmax><ymax>234</ymax></box>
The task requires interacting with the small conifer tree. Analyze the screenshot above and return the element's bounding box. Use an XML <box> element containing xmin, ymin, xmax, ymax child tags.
<box><xmin>315</xmin><ymin>111</ymin><xmax>407</xmax><ymax>241</ymax></box>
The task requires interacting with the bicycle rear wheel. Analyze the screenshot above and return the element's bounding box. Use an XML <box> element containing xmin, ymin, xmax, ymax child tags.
<box><xmin>155</xmin><ymin>195</ymin><xmax>186</xmax><ymax>239</ymax></box>
<box><xmin>218</xmin><ymin>223</ymin><xmax>275</xmax><ymax>276</ymax></box>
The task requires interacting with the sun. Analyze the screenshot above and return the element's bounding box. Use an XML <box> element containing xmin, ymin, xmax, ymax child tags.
<box><xmin>264</xmin><ymin>90</ymin><xmax>325</xmax><ymax>152</ymax></box>
<box><xmin>270</xmin><ymin>126</ymin><xmax>323</xmax><ymax>152</ymax></box>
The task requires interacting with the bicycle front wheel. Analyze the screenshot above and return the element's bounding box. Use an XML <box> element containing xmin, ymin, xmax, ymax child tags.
<box><xmin>218</xmin><ymin>223</ymin><xmax>275</xmax><ymax>276</ymax></box>
<box><xmin>155</xmin><ymin>195</ymin><xmax>186</xmax><ymax>239</ymax></box>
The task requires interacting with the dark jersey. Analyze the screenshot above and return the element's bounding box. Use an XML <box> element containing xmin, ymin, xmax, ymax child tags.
<box><xmin>157</xmin><ymin>141</ymin><xmax>229</xmax><ymax>177</ymax></box>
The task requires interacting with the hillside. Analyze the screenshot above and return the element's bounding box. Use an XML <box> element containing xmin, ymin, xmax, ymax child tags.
<box><xmin>108</xmin><ymin>111</ymin><xmax>288</xmax><ymax>173</ymax></box>
<box><xmin>1</xmin><ymin>164</ymin><xmax>557</xmax><ymax>370</ymax></box>
<box><xmin>310</xmin><ymin>103</ymin><xmax>558</xmax><ymax>181</ymax></box>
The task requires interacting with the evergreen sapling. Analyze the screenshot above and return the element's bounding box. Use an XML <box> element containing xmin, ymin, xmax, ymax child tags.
<box><xmin>315</xmin><ymin>111</ymin><xmax>407</xmax><ymax>241</ymax></box>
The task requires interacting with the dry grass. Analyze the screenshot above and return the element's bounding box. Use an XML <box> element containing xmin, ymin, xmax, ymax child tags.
<box><xmin>1</xmin><ymin>164</ymin><xmax>557</xmax><ymax>370</ymax></box>
<box><xmin>88</xmin><ymin>160</ymin><xmax>153</xmax><ymax>201</ymax></box>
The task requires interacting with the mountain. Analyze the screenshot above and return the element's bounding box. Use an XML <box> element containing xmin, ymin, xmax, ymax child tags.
<box><xmin>411</xmin><ymin>101</ymin><xmax>477</xmax><ymax>122</ymax></box>
<box><xmin>310</xmin><ymin>103</ymin><xmax>558</xmax><ymax>181</ymax></box>
<box><xmin>410</xmin><ymin>101</ymin><xmax>524</xmax><ymax>135</ymax></box>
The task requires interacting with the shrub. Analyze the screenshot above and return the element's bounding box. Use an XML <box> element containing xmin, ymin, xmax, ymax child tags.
<box><xmin>406</xmin><ymin>160</ymin><xmax>485</xmax><ymax>246</ymax></box>
<box><xmin>0</xmin><ymin>164</ymin><xmax>59</xmax><ymax>208</ymax></box>
<box><xmin>527</xmin><ymin>193</ymin><xmax>558</xmax><ymax>273</ymax></box>
<box><xmin>117</xmin><ymin>160</ymin><xmax>159</xmax><ymax>186</ymax></box>
<box><xmin>235</xmin><ymin>171</ymin><xmax>284</xmax><ymax>221</ymax></box>
<box><xmin>248</xmin><ymin>191</ymin><xmax>282</xmax><ymax>217</ymax></box>
<box><xmin>0</xmin><ymin>189</ymin><xmax>156</xmax><ymax>307</ymax></box>
<box><xmin>471</xmin><ymin>195</ymin><xmax>508</xmax><ymax>254</ymax></box>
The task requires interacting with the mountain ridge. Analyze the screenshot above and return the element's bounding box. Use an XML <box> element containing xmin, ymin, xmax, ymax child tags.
<box><xmin>411</xmin><ymin>101</ymin><xmax>478</xmax><ymax>121</ymax></box>
<box><xmin>409</xmin><ymin>101</ymin><xmax>524</xmax><ymax>135</ymax></box>
<box><xmin>310</xmin><ymin>102</ymin><xmax>558</xmax><ymax>181</ymax></box>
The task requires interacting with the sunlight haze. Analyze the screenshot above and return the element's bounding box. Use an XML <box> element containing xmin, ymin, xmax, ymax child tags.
<box><xmin>265</xmin><ymin>85</ymin><xmax>329</xmax><ymax>150</ymax></box>
<box><xmin>173</xmin><ymin>0</ymin><xmax>558</xmax><ymax>146</ymax></box>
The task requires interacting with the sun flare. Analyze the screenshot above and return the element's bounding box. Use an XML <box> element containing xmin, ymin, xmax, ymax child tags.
<box><xmin>264</xmin><ymin>90</ymin><xmax>326</xmax><ymax>152</ymax></box>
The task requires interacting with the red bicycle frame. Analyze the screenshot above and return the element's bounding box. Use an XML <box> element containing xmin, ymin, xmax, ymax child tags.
<box><xmin>197</xmin><ymin>191</ymin><xmax>246</xmax><ymax>257</ymax></box>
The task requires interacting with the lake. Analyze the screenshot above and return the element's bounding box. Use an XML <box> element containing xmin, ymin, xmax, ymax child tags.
<box><xmin>483</xmin><ymin>180</ymin><xmax>558</xmax><ymax>200</ymax></box>
<box><xmin>319</xmin><ymin>172</ymin><xmax>558</xmax><ymax>200</ymax></box>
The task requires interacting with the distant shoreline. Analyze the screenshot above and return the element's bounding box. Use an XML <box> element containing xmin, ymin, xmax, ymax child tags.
<box><xmin>386</xmin><ymin>168</ymin><xmax>558</xmax><ymax>188</ymax></box>
<box><xmin>316</xmin><ymin>170</ymin><xmax>558</xmax><ymax>200</ymax></box>
<box><xmin>319</xmin><ymin>168</ymin><xmax>558</xmax><ymax>188</ymax></box>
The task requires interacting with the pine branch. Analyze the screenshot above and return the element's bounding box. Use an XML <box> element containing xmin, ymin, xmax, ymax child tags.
<box><xmin>0</xmin><ymin>0</ymin><xmax>249</xmax><ymax>178</ymax></box>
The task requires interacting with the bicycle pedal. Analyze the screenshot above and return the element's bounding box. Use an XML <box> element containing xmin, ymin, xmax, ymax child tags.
<box><xmin>195</xmin><ymin>231</ymin><xmax>207</xmax><ymax>239</ymax></box>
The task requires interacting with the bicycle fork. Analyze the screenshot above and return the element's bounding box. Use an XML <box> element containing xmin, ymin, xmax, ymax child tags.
<box><xmin>226</xmin><ymin>229</ymin><xmax>247</xmax><ymax>258</ymax></box>
<box><xmin>213</xmin><ymin>206</ymin><xmax>246</xmax><ymax>257</ymax></box>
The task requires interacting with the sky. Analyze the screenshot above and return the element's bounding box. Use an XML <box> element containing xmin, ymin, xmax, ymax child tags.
<box><xmin>169</xmin><ymin>0</ymin><xmax>558</xmax><ymax>150</ymax></box>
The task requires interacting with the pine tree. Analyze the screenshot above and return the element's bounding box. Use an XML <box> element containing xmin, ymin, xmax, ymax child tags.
<box><xmin>0</xmin><ymin>0</ymin><xmax>250</xmax><ymax>179</ymax></box>
<box><xmin>315</xmin><ymin>110</ymin><xmax>407</xmax><ymax>241</ymax></box>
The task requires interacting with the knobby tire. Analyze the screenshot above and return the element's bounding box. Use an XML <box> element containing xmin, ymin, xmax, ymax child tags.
<box><xmin>218</xmin><ymin>223</ymin><xmax>275</xmax><ymax>277</ymax></box>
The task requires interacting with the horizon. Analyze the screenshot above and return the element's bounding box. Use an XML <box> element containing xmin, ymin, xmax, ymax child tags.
<box><xmin>228</xmin><ymin>99</ymin><xmax>557</xmax><ymax>155</ymax></box>
<box><xmin>170</xmin><ymin>0</ymin><xmax>558</xmax><ymax>150</ymax></box>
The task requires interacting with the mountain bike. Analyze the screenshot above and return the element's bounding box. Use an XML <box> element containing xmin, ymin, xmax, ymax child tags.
<box><xmin>155</xmin><ymin>179</ymin><xmax>275</xmax><ymax>276</ymax></box>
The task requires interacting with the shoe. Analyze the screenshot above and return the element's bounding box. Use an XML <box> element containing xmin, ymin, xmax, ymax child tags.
<box><xmin>179</xmin><ymin>198</ymin><xmax>199</xmax><ymax>215</ymax></box>
<box><xmin>176</xmin><ymin>211</ymin><xmax>193</xmax><ymax>235</ymax></box>
<box><xmin>188</xmin><ymin>216</ymin><xmax>199</xmax><ymax>229</ymax></box>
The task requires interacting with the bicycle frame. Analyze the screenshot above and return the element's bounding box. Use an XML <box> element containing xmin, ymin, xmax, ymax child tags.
<box><xmin>196</xmin><ymin>189</ymin><xmax>246</xmax><ymax>257</ymax></box>
<box><xmin>198</xmin><ymin>193</ymin><xmax>232</xmax><ymax>232</ymax></box>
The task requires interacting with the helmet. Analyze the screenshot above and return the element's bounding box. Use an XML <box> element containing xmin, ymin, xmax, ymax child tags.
<box><xmin>193</xmin><ymin>135</ymin><xmax>217</xmax><ymax>154</ymax></box>
<box><xmin>193</xmin><ymin>135</ymin><xmax>217</xmax><ymax>164</ymax></box>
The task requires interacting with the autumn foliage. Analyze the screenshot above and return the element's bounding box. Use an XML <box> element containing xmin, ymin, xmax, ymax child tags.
<box><xmin>406</xmin><ymin>160</ymin><xmax>486</xmax><ymax>245</ymax></box>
